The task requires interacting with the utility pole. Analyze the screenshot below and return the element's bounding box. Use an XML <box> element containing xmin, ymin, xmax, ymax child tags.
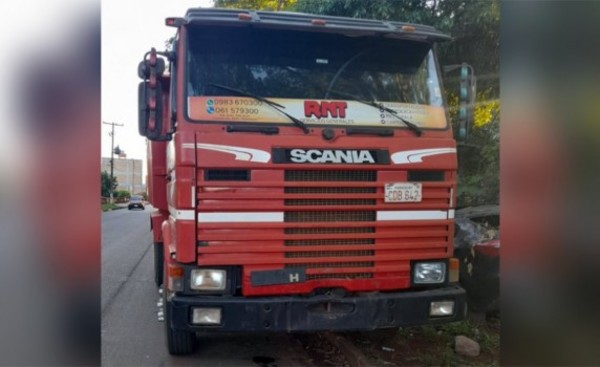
<box><xmin>103</xmin><ymin>121</ymin><xmax>124</xmax><ymax>203</ymax></box>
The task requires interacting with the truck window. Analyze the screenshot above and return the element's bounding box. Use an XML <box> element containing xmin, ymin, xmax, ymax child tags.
<box><xmin>186</xmin><ymin>26</ymin><xmax>446</xmax><ymax>129</ymax></box>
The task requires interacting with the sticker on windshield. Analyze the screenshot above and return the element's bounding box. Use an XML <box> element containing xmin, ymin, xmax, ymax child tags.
<box><xmin>188</xmin><ymin>96</ymin><xmax>447</xmax><ymax>128</ymax></box>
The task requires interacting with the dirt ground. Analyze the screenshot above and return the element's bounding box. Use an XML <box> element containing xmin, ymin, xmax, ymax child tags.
<box><xmin>342</xmin><ymin>315</ymin><xmax>500</xmax><ymax>367</ymax></box>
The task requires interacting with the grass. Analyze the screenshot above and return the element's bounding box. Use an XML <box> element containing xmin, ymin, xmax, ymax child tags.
<box><xmin>382</xmin><ymin>319</ymin><xmax>499</xmax><ymax>366</ymax></box>
<box><xmin>414</xmin><ymin>320</ymin><xmax>500</xmax><ymax>366</ymax></box>
<box><xmin>102</xmin><ymin>203</ymin><xmax>124</xmax><ymax>211</ymax></box>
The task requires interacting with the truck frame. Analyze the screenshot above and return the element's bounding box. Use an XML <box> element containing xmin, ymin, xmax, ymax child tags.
<box><xmin>138</xmin><ymin>8</ymin><xmax>468</xmax><ymax>355</ymax></box>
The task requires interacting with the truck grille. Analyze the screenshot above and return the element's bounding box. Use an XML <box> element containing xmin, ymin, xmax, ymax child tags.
<box><xmin>283</xmin><ymin>170</ymin><xmax>377</xmax><ymax>280</ymax></box>
<box><xmin>197</xmin><ymin>165</ymin><xmax>453</xmax><ymax>296</ymax></box>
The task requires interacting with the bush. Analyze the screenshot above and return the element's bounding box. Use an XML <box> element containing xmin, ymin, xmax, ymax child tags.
<box><xmin>456</xmin><ymin>117</ymin><xmax>499</xmax><ymax>208</ymax></box>
<box><xmin>112</xmin><ymin>190</ymin><xmax>130</xmax><ymax>203</ymax></box>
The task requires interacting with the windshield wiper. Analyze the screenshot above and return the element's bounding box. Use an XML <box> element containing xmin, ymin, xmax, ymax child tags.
<box><xmin>207</xmin><ymin>83</ymin><xmax>309</xmax><ymax>134</ymax></box>
<box><xmin>330</xmin><ymin>90</ymin><xmax>423</xmax><ymax>137</ymax></box>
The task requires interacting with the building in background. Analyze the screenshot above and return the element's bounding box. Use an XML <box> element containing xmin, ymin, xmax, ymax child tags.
<box><xmin>101</xmin><ymin>156</ymin><xmax>145</xmax><ymax>194</ymax></box>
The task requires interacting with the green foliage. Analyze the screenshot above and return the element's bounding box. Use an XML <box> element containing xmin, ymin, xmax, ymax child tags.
<box><xmin>101</xmin><ymin>171</ymin><xmax>118</xmax><ymax>197</ymax></box>
<box><xmin>457</xmin><ymin>115</ymin><xmax>499</xmax><ymax>207</ymax></box>
<box><xmin>114</xmin><ymin>190</ymin><xmax>131</xmax><ymax>199</ymax></box>
<box><xmin>102</xmin><ymin>203</ymin><xmax>118</xmax><ymax>212</ymax></box>
<box><xmin>214</xmin><ymin>0</ymin><xmax>296</xmax><ymax>11</ymax></box>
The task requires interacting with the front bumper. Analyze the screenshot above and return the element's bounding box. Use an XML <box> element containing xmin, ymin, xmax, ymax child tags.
<box><xmin>168</xmin><ymin>285</ymin><xmax>466</xmax><ymax>332</ymax></box>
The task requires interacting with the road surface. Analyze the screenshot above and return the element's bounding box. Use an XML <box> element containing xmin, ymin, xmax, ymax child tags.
<box><xmin>101</xmin><ymin>206</ymin><xmax>317</xmax><ymax>366</ymax></box>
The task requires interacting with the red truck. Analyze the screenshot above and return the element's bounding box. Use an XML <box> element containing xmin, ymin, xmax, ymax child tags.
<box><xmin>138</xmin><ymin>8</ymin><xmax>471</xmax><ymax>355</ymax></box>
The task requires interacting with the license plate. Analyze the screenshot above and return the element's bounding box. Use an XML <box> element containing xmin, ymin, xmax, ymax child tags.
<box><xmin>384</xmin><ymin>182</ymin><xmax>422</xmax><ymax>203</ymax></box>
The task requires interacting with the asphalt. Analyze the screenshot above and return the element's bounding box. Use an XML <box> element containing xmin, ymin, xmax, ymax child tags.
<box><xmin>101</xmin><ymin>206</ymin><xmax>315</xmax><ymax>367</ymax></box>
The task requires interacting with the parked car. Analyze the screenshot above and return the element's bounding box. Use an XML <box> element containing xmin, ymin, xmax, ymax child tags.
<box><xmin>127</xmin><ymin>195</ymin><xmax>145</xmax><ymax>210</ymax></box>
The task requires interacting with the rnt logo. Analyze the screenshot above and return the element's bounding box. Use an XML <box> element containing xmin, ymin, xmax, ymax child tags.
<box><xmin>304</xmin><ymin>101</ymin><xmax>347</xmax><ymax>119</ymax></box>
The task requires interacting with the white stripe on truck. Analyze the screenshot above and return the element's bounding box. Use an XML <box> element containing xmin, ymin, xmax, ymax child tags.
<box><xmin>376</xmin><ymin>210</ymin><xmax>450</xmax><ymax>221</ymax></box>
<box><xmin>194</xmin><ymin>211</ymin><xmax>454</xmax><ymax>223</ymax></box>
<box><xmin>197</xmin><ymin>212</ymin><xmax>284</xmax><ymax>223</ymax></box>
<box><xmin>168</xmin><ymin>206</ymin><xmax>195</xmax><ymax>221</ymax></box>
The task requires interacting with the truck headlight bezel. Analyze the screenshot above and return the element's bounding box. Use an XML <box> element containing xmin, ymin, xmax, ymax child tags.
<box><xmin>190</xmin><ymin>269</ymin><xmax>227</xmax><ymax>291</ymax></box>
<box><xmin>412</xmin><ymin>261</ymin><xmax>447</xmax><ymax>285</ymax></box>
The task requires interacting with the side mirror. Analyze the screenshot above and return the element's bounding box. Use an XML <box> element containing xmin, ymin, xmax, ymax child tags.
<box><xmin>138</xmin><ymin>48</ymin><xmax>170</xmax><ymax>141</ymax></box>
<box><xmin>138</xmin><ymin>57</ymin><xmax>165</xmax><ymax>79</ymax></box>
<box><xmin>457</xmin><ymin>63</ymin><xmax>476</xmax><ymax>140</ymax></box>
<box><xmin>138</xmin><ymin>80</ymin><xmax>164</xmax><ymax>140</ymax></box>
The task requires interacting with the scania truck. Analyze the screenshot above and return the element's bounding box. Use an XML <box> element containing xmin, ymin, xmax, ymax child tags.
<box><xmin>138</xmin><ymin>8</ymin><xmax>470</xmax><ymax>355</ymax></box>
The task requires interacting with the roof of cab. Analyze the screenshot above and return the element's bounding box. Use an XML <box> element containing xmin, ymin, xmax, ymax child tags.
<box><xmin>176</xmin><ymin>8</ymin><xmax>451</xmax><ymax>42</ymax></box>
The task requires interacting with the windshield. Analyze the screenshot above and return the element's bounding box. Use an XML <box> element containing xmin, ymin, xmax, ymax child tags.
<box><xmin>186</xmin><ymin>26</ymin><xmax>447</xmax><ymax>129</ymax></box>
<box><xmin>130</xmin><ymin>196</ymin><xmax>142</xmax><ymax>202</ymax></box>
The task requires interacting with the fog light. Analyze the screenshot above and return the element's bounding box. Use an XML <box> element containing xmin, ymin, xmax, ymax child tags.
<box><xmin>430</xmin><ymin>301</ymin><xmax>454</xmax><ymax>317</ymax></box>
<box><xmin>414</xmin><ymin>262</ymin><xmax>446</xmax><ymax>284</ymax></box>
<box><xmin>191</xmin><ymin>269</ymin><xmax>226</xmax><ymax>291</ymax></box>
<box><xmin>192</xmin><ymin>307</ymin><xmax>222</xmax><ymax>325</ymax></box>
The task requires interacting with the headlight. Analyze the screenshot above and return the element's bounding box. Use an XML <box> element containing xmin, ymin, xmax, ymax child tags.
<box><xmin>190</xmin><ymin>269</ymin><xmax>227</xmax><ymax>291</ymax></box>
<box><xmin>414</xmin><ymin>262</ymin><xmax>446</xmax><ymax>284</ymax></box>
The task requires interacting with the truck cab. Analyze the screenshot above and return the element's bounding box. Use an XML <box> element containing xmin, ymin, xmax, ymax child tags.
<box><xmin>139</xmin><ymin>8</ymin><xmax>467</xmax><ymax>355</ymax></box>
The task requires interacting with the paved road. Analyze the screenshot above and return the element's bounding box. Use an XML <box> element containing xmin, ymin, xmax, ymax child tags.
<box><xmin>101</xmin><ymin>206</ymin><xmax>316</xmax><ymax>366</ymax></box>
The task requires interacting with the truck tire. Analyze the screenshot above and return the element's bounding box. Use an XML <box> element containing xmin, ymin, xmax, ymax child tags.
<box><xmin>154</xmin><ymin>242</ymin><xmax>164</xmax><ymax>287</ymax></box>
<box><xmin>163</xmin><ymin>287</ymin><xmax>196</xmax><ymax>355</ymax></box>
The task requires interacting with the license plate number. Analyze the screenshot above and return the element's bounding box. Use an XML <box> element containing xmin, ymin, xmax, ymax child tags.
<box><xmin>384</xmin><ymin>182</ymin><xmax>422</xmax><ymax>203</ymax></box>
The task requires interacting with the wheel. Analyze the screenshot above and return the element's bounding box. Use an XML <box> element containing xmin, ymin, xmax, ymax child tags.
<box><xmin>128</xmin><ymin>206</ymin><xmax>132</xmax><ymax>210</ymax></box>
<box><xmin>163</xmin><ymin>285</ymin><xmax>196</xmax><ymax>355</ymax></box>
<box><xmin>154</xmin><ymin>243</ymin><xmax>164</xmax><ymax>287</ymax></box>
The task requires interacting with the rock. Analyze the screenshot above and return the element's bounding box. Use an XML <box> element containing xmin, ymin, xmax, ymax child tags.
<box><xmin>455</xmin><ymin>335</ymin><xmax>480</xmax><ymax>357</ymax></box>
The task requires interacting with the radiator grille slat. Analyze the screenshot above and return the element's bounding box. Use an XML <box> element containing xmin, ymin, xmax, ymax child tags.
<box><xmin>285</xmin><ymin>250</ymin><xmax>375</xmax><ymax>258</ymax></box>
<box><xmin>308</xmin><ymin>273</ymin><xmax>373</xmax><ymax>280</ymax></box>
<box><xmin>285</xmin><ymin>238</ymin><xmax>374</xmax><ymax>246</ymax></box>
<box><xmin>285</xmin><ymin>198</ymin><xmax>375</xmax><ymax>206</ymax></box>
<box><xmin>285</xmin><ymin>187</ymin><xmax>375</xmax><ymax>194</ymax></box>
<box><xmin>285</xmin><ymin>170</ymin><xmax>376</xmax><ymax>182</ymax></box>
<box><xmin>285</xmin><ymin>227</ymin><xmax>374</xmax><ymax>235</ymax></box>
<box><xmin>285</xmin><ymin>211</ymin><xmax>375</xmax><ymax>222</ymax></box>
<box><xmin>285</xmin><ymin>262</ymin><xmax>373</xmax><ymax>269</ymax></box>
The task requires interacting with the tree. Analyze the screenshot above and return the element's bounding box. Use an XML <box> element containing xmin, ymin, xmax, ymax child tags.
<box><xmin>101</xmin><ymin>171</ymin><xmax>118</xmax><ymax>198</ymax></box>
<box><xmin>213</xmin><ymin>0</ymin><xmax>296</xmax><ymax>11</ymax></box>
